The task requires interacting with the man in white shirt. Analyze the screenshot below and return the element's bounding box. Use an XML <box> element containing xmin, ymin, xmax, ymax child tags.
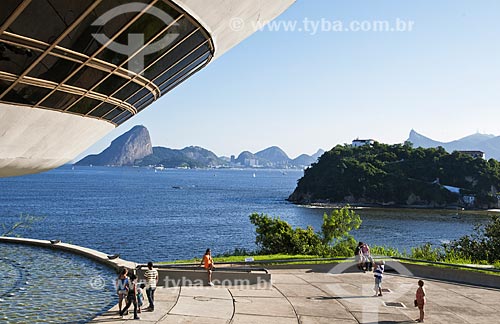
<box><xmin>144</xmin><ymin>262</ymin><xmax>158</xmax><ymax>311</ymax></box>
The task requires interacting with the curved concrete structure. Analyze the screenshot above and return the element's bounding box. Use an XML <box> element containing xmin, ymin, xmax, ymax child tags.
<box><xmin>0</xmin><ymin>236</ymin><xmax>136</xmax><ymax>271</ymax></box>
<box><xmin>0</xmin><ymin>0</ymin><xmax>295</xmax><ymax>177</ymax></box>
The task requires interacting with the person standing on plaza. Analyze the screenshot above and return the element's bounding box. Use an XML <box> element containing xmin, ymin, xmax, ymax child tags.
<box><xmin>144</xmin><ymin>261</ymin><xmax>158</xmax><ymax>311</ymax></box>
<box><xmin>361</xmin><ymin>242</ymin><xmax>373</xmax><ymax>271</ymax></box>
<box><xmin>373</xmin><ymin>260</ymin><xmax>385</xmax><ymax>297</ymax></box>
<box><xmin>200</xmin><ymin>248</ymin><xmax>215</xmax><ymax>286</ymax></box>
<box><xmin>116</xmin><ymin>268</ymin><xmax>129</xmax><ymax>315</ymax></box>
<box><xmin>415</xmin><ymin>280</ymin><xmax>426</xmax><ymax>322</ymax></box>
<box><xmin>355</xmin><ymin>242</ymin><xmax>364</xmax><ymax>271</ymax></box>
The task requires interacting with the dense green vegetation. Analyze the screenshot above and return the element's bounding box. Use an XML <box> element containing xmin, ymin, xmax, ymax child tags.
<box><xmin>247</xmin><ymin>209</ymin><xmax>500</xmax><ymax>266</ymax></box>
<box><xmin>249</xmin><ymin>207</ymin><xmax>361</xmax><ymax>257</ymax></box>
<box><xmin>288</xmin><ymin>142</ymin><xmax>500</xmax><ymax>209</ymax></box>
<box><xmin>445</xmin><ymin>215</ymin><xmax>500</xmax><ymax>264</ymax></box>
<box><xmin>164</xmin><ymin>209</ymin><xmax>500</xmax><ymax>269</ymax></box>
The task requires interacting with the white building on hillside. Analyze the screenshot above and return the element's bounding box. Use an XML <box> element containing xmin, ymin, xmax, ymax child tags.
<box><xmin>352</xmin><ymin>139</ymin><xmax>375</xmax><ymax>147</ymax></box>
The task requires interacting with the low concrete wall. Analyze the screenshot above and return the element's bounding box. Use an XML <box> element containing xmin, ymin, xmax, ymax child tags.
<box><xmin>397</xmin><ymin>262</ymin><xmax>500</xmax><ymax>290</ymax></box>
<box><xmin>268</xmin><ymin>261</ymin><xmax>500</xmax><ymax>290</ymax></box>
<box><xmin>136</xmin><ymin>267</ymin><xmax>271</xmax><ymax>287</ymax></box>
<box><xmin>0</xmin><ymin>237</ymin><xmax>136</xmax><ymax>272</ymax></box>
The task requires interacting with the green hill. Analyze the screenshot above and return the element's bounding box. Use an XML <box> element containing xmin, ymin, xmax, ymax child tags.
<box><xmin>288</xmin><ymin>142</ymin><xmax>500</xmax><ymax>209</ymax></box>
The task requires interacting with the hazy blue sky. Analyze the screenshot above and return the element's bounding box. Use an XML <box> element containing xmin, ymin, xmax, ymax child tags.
<box><xmin>77</xmin><ymin>0</ymin><xmax>500</xmax><ymax>160</ymax></box>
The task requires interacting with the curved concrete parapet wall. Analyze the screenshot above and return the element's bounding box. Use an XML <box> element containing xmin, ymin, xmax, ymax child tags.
<box><xmin>0</xmin><ymin>236</ymin><xmax>136</xmax><ymax>272</ymax></box>
<box><xmin>136</xmin><ymin>266</ymin><xmax>271</xmax><ymax>287</ymax></box>
<box><xmin>0</xmin><ymin>103</ymin><xmax>114</xmax><ymax>177</ymax></box>
<box><xmin>172</xmin><ymin>0</ymin><xmax>296</xmax><ymax>59</ymax></box>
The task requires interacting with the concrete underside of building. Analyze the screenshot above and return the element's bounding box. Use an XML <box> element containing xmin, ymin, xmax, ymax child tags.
<box><xmin>0</xmin><ymin>0</ymin><xmax>295</xmax><ymax>177</ymax></box>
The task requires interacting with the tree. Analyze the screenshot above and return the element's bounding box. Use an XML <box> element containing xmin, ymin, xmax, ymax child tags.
<box><xmin>445</xmin><ymin>215</ymin><xmax>500</xmax><ymax>263</ymax></box>
<box><xmin>249</xmin><ymin>206</ymin><xmax>362</xmax><ymax>256</ymax></box>
<box><xmin>321</xmin><ymin>206</ymin><xmax>362</xmax><ymax>245</ymax></box>
<box><xmin>1</xmin><ymin>214</ymin><xmax>45</xmax><ymax>237</ymax></box>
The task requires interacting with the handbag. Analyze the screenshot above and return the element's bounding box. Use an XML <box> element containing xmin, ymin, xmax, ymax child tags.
<box><xmin>414</xmin><ymin>299</ymin><xmax>418</xmax><ymax>307</ymax></box>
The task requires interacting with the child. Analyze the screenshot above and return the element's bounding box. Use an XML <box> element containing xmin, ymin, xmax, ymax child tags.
<box><xmin>373</xmin><ymin>260</ymin><xmax>385</xmax><ymax>297</ymax></box>
<box><xmin>137</xmin><ymin>283</ymin><xmax>145</xmax><ymax>313</ymax></box>
<box><xmin>415</xmin><ymin>280</ymin><xmax>426</xmax><ymax>322</ymax></box>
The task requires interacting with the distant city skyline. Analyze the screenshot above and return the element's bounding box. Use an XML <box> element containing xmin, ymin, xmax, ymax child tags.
<box><xmin>76</xmin><ymin>0</ymin><xmax>500</xmax><ymax>160</ymax></box>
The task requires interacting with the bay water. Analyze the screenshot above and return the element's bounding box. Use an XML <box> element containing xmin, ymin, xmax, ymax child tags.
<box><xmin>0</xmin><ymin>166</ymin><xmax>490</xmax><ymax>262</ymax></box>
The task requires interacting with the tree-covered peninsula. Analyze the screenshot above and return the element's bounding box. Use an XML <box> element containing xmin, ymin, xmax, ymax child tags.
<box><xmin>288</xmin><ymin>142</ymin><xmax>500</xmax><ymax>209</ymax></box>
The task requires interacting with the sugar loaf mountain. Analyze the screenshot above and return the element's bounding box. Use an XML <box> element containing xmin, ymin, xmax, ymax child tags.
<box><xmin>288</xmin><ymin>131</ymin><xmax>500</xmax><ymax>210</ymax></box>
<box><xmin>76</xmin><ymin>126</ymin><xmax>324</xmax><ymax>169</ymax></box>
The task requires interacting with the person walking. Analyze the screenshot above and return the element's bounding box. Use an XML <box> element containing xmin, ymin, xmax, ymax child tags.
<box><xmin>144</xmin><ymin>261</ymin><xmax>158</xmax><ymax>311</ymax></box>
<box><xmin>116</xmin><ymin>268</ymin><xmax>129</xmax><ymax>315</ymax></box>
<box><xmin>200</xmin><ymin>248</ymin><xmax>215</xmax><ymax>286</ymax></box>
<box><xmin>120</xmin><ymin>273</ymin><xmax>140</xmax><ymax>319</ymax></box>
<box><xmin>415</xmin><ymin>280</ymin><xmax>426</xmax><ymax>322</ymax></box>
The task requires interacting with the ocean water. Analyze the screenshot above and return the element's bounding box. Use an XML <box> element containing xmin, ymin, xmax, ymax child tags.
<box><xmin>0</xmin><ymin>243</ymin><xmax>116</xmax><ymax>323</ymax></box>
<box><xmin>0</xmin><ymin>166</ymin><xmax>491</xmax><ymax>262</ymax></box>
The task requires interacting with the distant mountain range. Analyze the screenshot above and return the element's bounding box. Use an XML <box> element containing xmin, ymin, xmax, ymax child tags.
<box><xmin>407</xmin><ymin>129</ymin><xmax>500</xmax><ymax>160</ymax></box>
<box><xmin>76</xmin><ymin>125</ymin><xmax>324</xmax><ymax>169</ymax></box>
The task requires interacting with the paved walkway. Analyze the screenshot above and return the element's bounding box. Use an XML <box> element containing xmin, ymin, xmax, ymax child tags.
<box><xmin>91</xmin><ymin>269</ymin><xmax>500</xmax><ymax>323</ymax></box>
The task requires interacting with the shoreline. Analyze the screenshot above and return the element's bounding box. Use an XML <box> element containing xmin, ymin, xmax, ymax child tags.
<box><xmin>294</xmin><ymin>202</ymin><xmax>500</xmax><ymax>215</ymax></box>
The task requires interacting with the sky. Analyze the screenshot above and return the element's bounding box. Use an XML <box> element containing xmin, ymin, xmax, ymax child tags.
<box><xmin>76</xmin><ymin>0</ymin><xmax>500</xmax><ymax>161</ymax></box>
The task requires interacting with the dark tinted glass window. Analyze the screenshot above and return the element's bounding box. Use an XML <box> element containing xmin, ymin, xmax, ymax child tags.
<box><xmin>144</xmin><ymin>30</ymin><xmax>205</xmax><ymax>81</ymax></box>
<box><xmin>67</xmin><ymin>97</ymin><xmax>101</xmax><ymax>114</ymax></box>
<box><xmin>66</xmin><ymin>66</ymin><xmax>106</xmax><ymax>89</ymax></box>
<box><xmin>60</xmin><ymin>0</ymin><xmax>150</xmax><ymax>56</ymax></box>
<box><xmin>104</xmin><ymin>107</ymin><xmax>125</xmax><ymax>121</ymax></box>
<box><xmin>133</xmin><ymin>92</ymin><xmax>154</xmax><ymax>108</ymax></box>
<box><xmin>96</xmin><ymin>1</ymin><xmax>182</xmax><ymax>67</ymax></box>
<box><xmin>40</xmin><ymin>90</ymin><xmax>80</xmax><ymax>110</ymax></box>
<box><xmin>114</xmin><ymin>82</ymin><xmax>141</xmax><ymax>100</ymax></box>
<box><xmin>140</xmin><ymin>17</ymin><xmax>196</xmax><ymax>70</ymax></box>
<box><xmin>0</xmin><ymin>81</ymin><xmax>12</xmax><ymax>95</ymax></box>
<box><xmin>153</xmin><ymin>44</ymin><xmax>209</xmax><ymax>88</ymax></box>
<box><xmin>28</xmin><ymin>55</ymin><xmax>79</xmax><ymax>83</ymax></box>
<box><xmin>8</xmin><ymin>0</ymin><xmax>88</xmax><ymax>44</ymax></box>
<box><xmin>3</xmin><ymin>84</ymin><xmax>52</xmax><ymax>105</ymax></box>
<box><xmin>93</xmin><ymin>74</ymin><xmax>128</xmax><ymax>96</ymax></box>
<box><xmin>159</xmin><ymin>52</ymin><xmax>210</xmax><ymax>94</ymax></box>
<box><xmin>0</xmin><ymin>0</ymin><xmax>23</xmax><ymax>27</ymax></box>
<box><xmin>126</xmin><ymin>87</ymin><xmax>149</xmax><ymax>105</ymax></box>
<box><xmin>136</xmin><ymin>96</ymin><xmax>154</xmax><ymax>113</ymax></box>
<box><xmin>88</xmin><ymin>103</ymin><xmax>116</xmax><ymax>117</ymax></box>
<box><xmin>0</xmin><ymin>41</ymin><xmax>40</xmax><ymax>75</ymax></box>
<box><xmin>112</xmin><ymin>110</ymin><xmax>133</xmax><ymax>124</ymax></box>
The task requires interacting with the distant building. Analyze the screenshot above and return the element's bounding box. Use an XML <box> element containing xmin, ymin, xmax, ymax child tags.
<box><xmin>457</xmin><ymin>151</ymin><xmax>486</xmax><ymax>159</ymax></box>
<box><xmin>352</xmin><ymin>139</ymin><xmax>375</xmax><ymax>147</ymax></box>
<box><xmin>244</xmin><ymin>158</ymin><xmax>259</xmax><ymax>167</ymax></box>
<box><xmin>462</xmin><ymin>195</ymin><xmax>476</xmax><ymax>206</ymax></box>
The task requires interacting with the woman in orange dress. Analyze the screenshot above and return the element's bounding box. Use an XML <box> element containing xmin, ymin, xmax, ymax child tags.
<box><xmin>201</xmin><ymin>248</ymin><xmax>215</xmax><ymax>286</ymax></box>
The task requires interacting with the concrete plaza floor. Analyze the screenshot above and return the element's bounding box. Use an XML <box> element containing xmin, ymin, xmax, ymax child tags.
<box><xmin>91</xmin><ymin>268</ymin><xmax>500</xmax><ymax>323</ymax></box>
